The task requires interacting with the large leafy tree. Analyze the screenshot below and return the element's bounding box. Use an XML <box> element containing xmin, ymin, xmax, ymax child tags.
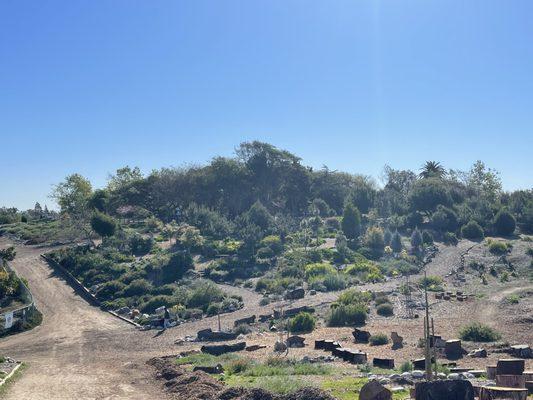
<box><xmin>409</xmin><ymin>179</ymin><xmax>450</xmax><ymax>213</ymax></box>
<box><xmin>52</xmin><ymin>174</ymin><xmax>94</xmax><ymax>245</ymax></box>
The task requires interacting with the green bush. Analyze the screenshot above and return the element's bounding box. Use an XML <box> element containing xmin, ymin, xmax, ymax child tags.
<box><xmin>488</xmin><ymin>240</ymin><xmax>509</xmax><ymax>255</ymax></box>
<box><xmin>140</xmin><ymin>295</ymin><xmax>174</xmax><ymax>313</ymax></box>
<box><xmin>418</xmin><ymin>275</ymin><xmax>443</xmax><ymax>291</ymax></box>
<box><xmin>304</xmin><ymin>262</ymin><xmax>335</xmax><ymax>278</ymax></box>
<box><xmin>376</xmin><ymin>303</ymin><xmax>394</xmax><ymax>317</ymax></box>
<box><xmin>337</xmin><ymin>288</ymin><xmax>372</xmax><ymax>306</ymax></box>
<box><xmin>96</xmin><ymin>280</ymin><xmax>126</xmax><ymax>301</ymax></box>
<box><xmin>327</xmin><ymin>304</ymin><xmax>367</xmax><ymax>327</ymax></box>
<box><xmin>461</xmin><ymin>220</ymin><xmax>484</xmax><ymax>240</ymax></box>
<box><xmin>206</xmin><ymin>303</ymin><xmax>220</xmax><ymax>316</ymax></box>
<box><xmin>459</xmin><ymin>323</ymin><xmax>501</xmax><ymax>342</ymax></box>
<box><xmin>493</xmin><ymin>209</ymin><xmax>516</xmax><ymax>236</ymax></box>
<box><xmin>256</xmin><ymin>247</ymin><xmax>274</xmax><ymax>259</ymax></box>
<box><xmin>422</xmin><ymin>230</ymin><xmax>434</xmax><ymax>245</ymax></box>
<box><xmin>288</xmin><ymin>312</ymin><xmax>316</xmax><ymax>334</ymax></box>
<box><xmin>122</xmin><ymin>278</ymin><xmax>152</xmax><ymax>297</ymax></box>
<box><xmin>443</xmin><ymin>232</ymin><xmax>458</xmax><ymax>245</ymax></box>
<box><xmin>310</xmin><ymin>273</ymin><xmax>347</xmax><ymax>292</ymax></box>
<box><xmin>187</xmin><ymin>281</ymin><xmax>225</xmax><ymax>312</ymax></box>
<box><xmin>400</xmin><ymin>361</ymin><xmax>413</xmax><ymax>372</ymax></box>
<box><xmin>369</xmin><ymin>333</ymin><xmax>389</xmax><ymax>346</ymax></box>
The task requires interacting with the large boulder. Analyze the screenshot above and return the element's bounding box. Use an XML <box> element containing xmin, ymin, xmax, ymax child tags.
<box><xmin>287</xmin><ymin>335</ymin><xmax>305</xmax><ymax>348</ymax></box>
<box><xmin>509</xmin><ymin>345</ymin><xmax>532</xmax><ymax>359</ymax></box>
<box><xmin>391</xmin><ymin>332</ymin><xmax>403</xmax><ymax>349</ymax></box>
<box><xmin>285</xmin><ymin>287</ymin><xmax>305</xmax><ymax>300</ymax></box>
<box><xmin>359</xmin><ymin>380</ymin><xmax>392</xmax><ymax>400</ymax></box>
<box><xmin>274</xmin><ymin>306</ymin><xmax>314</xmax><ymax>319</ymax></box>
<box><xmin>353</xmin><ymin>328</ymin><xmax>371</xmax><ymax>343</ymax></box>
<box><xmin>196</xmin><ymin>328</ymin><xmax>239</xmax><ymax>342</ymax></box>
<box><xmin>234</xmin><ymin>315</ymin><xmax>256</xmax><ymax>327</ymax></box>
<box><xmin>201</xmin><ymin>342</ymin><xmax>246</xmax><ymax>356</ymax></box>
<box><xmin>373</xmin><ymin>358</ymin><xmax>395</xmax><ymax>369</ymax></box>
<box><xmin>445</xmin><ymin>340</ymin><xmax>464</xmax><ymax>359</ymax></box>
<box><xmin>415</xmin><ymin>380</ymin><xmax>474</xmax><ymax>400</ymax></box>
<box><xmin>468</xmin><ymin>348</ymin><xmax>487</xmax><ymax>358</ymax></box>
<box><xmin>496</xmin><ymin>358</ymin><xmax>525</xmax><ymax>375</ymax></box>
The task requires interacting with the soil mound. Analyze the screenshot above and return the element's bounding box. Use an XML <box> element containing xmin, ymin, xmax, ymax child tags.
<box><xmin>148</xmin><ymin>357</ymin><xmax>335</xmax><ymax>400</ymax></box>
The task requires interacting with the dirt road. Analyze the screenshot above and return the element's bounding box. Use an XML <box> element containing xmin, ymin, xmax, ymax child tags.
<box><xmin>0</xmin><ymin>238</ymin><xmax>177</xmax><ymax>399</ymax></box>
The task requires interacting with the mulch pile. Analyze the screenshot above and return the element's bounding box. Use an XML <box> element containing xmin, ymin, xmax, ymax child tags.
<box><xmin>148</xmin><ymin>357</ymin><xmax>335</xmax><ymax>400</ymax></box>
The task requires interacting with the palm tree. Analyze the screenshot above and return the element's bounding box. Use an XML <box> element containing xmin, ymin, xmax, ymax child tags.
<box><xmin>419</xmin><ymin>161</ymin><xmax>446</xmax><ymax>179</ymax></box>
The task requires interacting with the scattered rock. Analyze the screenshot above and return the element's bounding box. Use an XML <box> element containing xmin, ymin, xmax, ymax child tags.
<box><xmin>284</xmin><ymin>287</ymin><xmax>305</xmax><ymax>300</ymax></box>
<box><xmin>274</xmin><ymin>341</ymin><xmax>287</xmax><ymax>352</ymax></box>
<box><xmin>245</xmin><ymin>345</ymin><xmax>267</xmax><ymax>352</ymax></box>
<box><xmin>197</xmin><ymin>328</ymin><xmax>239</xmax><ymax>342</ymax></box>
<box><xmin>193</xmin><ymin>364</ymin><xmax>224</xmax><ymax>374</ymax></box>
<box><xmin>287</xmin><ymin>336</ymin><xmax>305</xmax><ymax>348</ymax></box>
<box><xmin>234</xmin><ymin>315</ymin><xmax>256</xmax><ymax>327</ymax></box>
<box><xmin>353</xmin><ymin>328</ymin><xmax>371</xmax><ymax>343</ymax></box>
<box><xmin>411</xmin><ymin>370</ymin><xmax>424</xmax><ymax>379</ymax></box>
<box><xmin>359</xmin><ymin>380</ymin><xmax>392</xmax><ymax>400</ymax></box>
<box><xmin>201</xmin><ymin>342</ymin><xmax>246</xmax><ymax>356</ymax></box>
<box><xmin>468</xmin><ymin>348</ymin><xmax>487</xmax><ymax>358</ymax></box>
<box><xmin>391</xmin><ymin>332</ymin><xmax>403</xmax><ymax>349</ymax></box>
<box><xmin>414</xmin><ymin>379</ymin><xmax>474</xmax><ymax>400</ymax></box>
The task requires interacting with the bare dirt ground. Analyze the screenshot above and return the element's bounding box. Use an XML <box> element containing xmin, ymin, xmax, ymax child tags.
<box><xmin>0</xmin><ymin>237</ymin><xmax>531</xmax><ymax>399</ymax></box>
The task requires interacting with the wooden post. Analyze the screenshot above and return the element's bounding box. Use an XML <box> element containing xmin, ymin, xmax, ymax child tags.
<box><xmin>431</xmin><ymin>318</ymin><xmax>437</xmax><ymax>379</ymax></box>
<box><xmin>424</xmin><ymin>269</ymin><xmax>432</xmax><ymax>381</ymax></box>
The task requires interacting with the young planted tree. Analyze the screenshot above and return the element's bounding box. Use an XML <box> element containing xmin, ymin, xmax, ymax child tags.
<box><xmin>365</xmin><ymin>226</ymin><xmax>385</xmax><ymax>258</ymax></box>
<box><xmin>308</xmin><ymin>215</ymin><xmax>323</xmax><ymax>246</ymax></box>
<box><xmin>391</xmin><ymin>231</ymin><xmax>402</xmax><ymax>253</ymax></box>
<box><xmin>341</xmin><ymin>202</ymin><xmax>361</xmax><ymax>241</ymax></box>
<box><xmin>411</xmin><ymin>228</ymin><xmax>423</xmax><ymax>253</ymax></box>
<box><xmin>493</xmin><ymin>209</ymin><xmax>516</xmax><ymax>236</ymax></box>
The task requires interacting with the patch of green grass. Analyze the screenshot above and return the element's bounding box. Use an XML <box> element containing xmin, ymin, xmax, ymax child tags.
<box><xmin>322</xmin><ymin>377</ymin><xmax>410</xmax><ymax>400</ymax></box>
<box><xmin>0</xmin><ymin>363</ymin><xmax>27</xmax><ymax>397</ymax></box>
<box><xmin>225</xmin><ymin>375</ymin><xmax>311</xmax><ymax>395</ymax></box>
<box><xmin>239</xmin><ymin>358</ymin><xmax>332</xmax><ymax>377</ymax></box>
<box><xmin>507</xmin><ymin>294</ymin><xmax>520</xmax><ymax>304</ymax></box>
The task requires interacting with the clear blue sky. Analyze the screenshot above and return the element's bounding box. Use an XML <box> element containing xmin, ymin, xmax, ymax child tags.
<box><xmin>1</xmin><ymin>1</ymin><xmax>532</xmax><ymax>210</ymax></box>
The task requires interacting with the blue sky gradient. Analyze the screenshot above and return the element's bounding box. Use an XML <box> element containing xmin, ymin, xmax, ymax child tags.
<box><xmin>1</xmin><ymin>1</ymin><xmax>532</xmax><ymax>210</ymax></box>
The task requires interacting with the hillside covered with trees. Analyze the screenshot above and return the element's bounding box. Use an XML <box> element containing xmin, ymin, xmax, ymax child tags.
<box><xmin>2</xmin><ymin>141</ymin><xmax>532</xmax><ymax>318</ymax></box>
